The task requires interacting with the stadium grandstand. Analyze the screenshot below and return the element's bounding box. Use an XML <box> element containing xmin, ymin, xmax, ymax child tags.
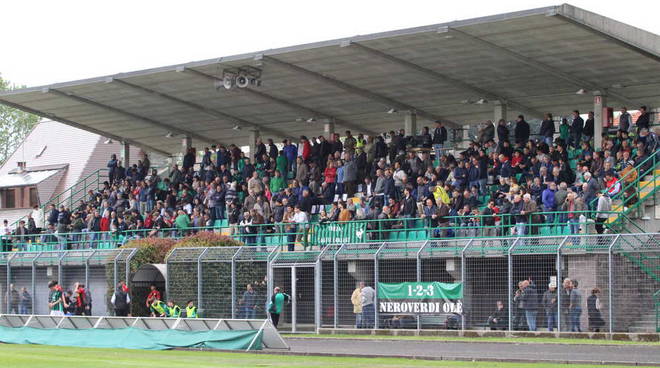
<box><xmin>0</xmin><ymin>3</ymin><xmax>658</xmax><ymax>338</ymax></box>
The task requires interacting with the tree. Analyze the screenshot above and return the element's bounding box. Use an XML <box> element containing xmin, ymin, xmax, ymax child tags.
<box><xmin>0</xmin><ymin>74</ymin><xmax>39</xmax><ymax>165</ymax></box>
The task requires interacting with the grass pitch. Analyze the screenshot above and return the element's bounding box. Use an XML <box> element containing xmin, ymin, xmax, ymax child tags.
<box><xmin>0</xmin><ymin>344</ymin><xmax>656</xmax><ymax>368</ymax></box>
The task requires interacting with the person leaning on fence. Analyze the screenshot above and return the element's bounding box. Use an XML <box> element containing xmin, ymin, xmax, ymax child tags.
<box><xmin>520</xmin><ymin>279</ymin><xmax>539</xmax><ymax>331</ymax></box>
<box><xmin>268</xmin><ymin>287</ymin><xmax>290</xmax><ymax>329</ymax></box>
<box><xmin>487</xmin><ymin>300</ymin><xmax>507</xmax><ymax>330</ymax></box>
<box><xmin>351</xmin><ymin>283</ymin><xmax>363</xmax><ymax>328</ymax></box>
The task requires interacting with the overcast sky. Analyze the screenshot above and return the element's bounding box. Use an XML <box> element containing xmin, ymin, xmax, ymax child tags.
<box><xmin>2</xmin><ymin>0</ymin><xmax>658</xmax><ymax>88</ymax></box>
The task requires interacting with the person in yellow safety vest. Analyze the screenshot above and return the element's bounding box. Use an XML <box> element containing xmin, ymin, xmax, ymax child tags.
<box><xmin>166</xmin><ymin>300</ymin><xmax>181</xmax><ymax>318</ymax></box>
<box><xmin>185</xmin><ymin>300</ymin><xmax>198</xmax><ymax>318</ymax></box>
<box><xmin>151</xmin><ymin>299</ymin><xmax>167</xmax><ymax>317</ymax></box>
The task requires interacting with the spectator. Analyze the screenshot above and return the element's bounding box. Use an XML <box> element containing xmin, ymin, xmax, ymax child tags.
<box><xmin>595</xmin><ymin>192</ymin><xmax>612</xmax><ymax>235</ymax></box>
<box><xmin>360</xmin><ymin>281</ymin><xmax>375</xmax><ymax>329</ymax></box>
<box><xmin>635</xmin><ymin>105</ymin><xmax>650</xmax><ymax>133</ymax></box>
<box><xmin>587</xmin><ymin>288</ymin><xmax>605</xmax><ymax>332</ymax></box>
<box><xmin>539</xmin><ymin>113</ymin><xmax>555</xmax><ymax>146</ymax></box>
<box><xmin>240</xmin><ymin>284</ymin><xmax>257</xmax><ymax>319</ymax></box>
<box><xmin>8</xmin><ymin>284</ymin><xmax>19</xmax><ymax>314</ymax></box>
<box><xmin>619</xmin><ymin>107</ymin><xmax>631</xmax><ymax>133</ymax></box>
<box><xmin>569</xmin><ymin>279</ymin><xmax>583</xmax><ymax>332</ymax></box>
<box><xmin>487</xmin><ymin>300</ymin><xmax>507</xmax><ymax>330</ymax></box>
<box><xmin>19</xmin><ymin>287</ymin><xmax>31</xmax><ymax>315</ymax></box>
<box><xmin>351</xmin><ymin>283</ymin><xmax>363</xmax><ymax>328</ymax></box>
<box><xmin>514</xmin><ymin>115</ymin><xmax>530</xmax><ymax>146</ymax></box>
<box><xmin>570</xmin><ymin>110</ymin><xmax>584</xmax><ymax>148</ymax></box>
<box><xmin>541</xmin><ymin>282</ymin><xmax>558</xmax><ymax>331</ymax></box>
<box><xmin>521</xmin><ymin>279</ymin><xmax>538</xmax><ymax>331</ymax></box>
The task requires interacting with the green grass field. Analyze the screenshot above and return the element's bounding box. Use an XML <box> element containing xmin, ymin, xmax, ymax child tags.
<box><xmin>0</xmin><ymin>344</ymin><xmax>656</xmax><ymax>368</ymax></box>
<box><xmin>284</xmin><ymin>333</ymin><xmax>660</xmax><ymax>346</ymax></box>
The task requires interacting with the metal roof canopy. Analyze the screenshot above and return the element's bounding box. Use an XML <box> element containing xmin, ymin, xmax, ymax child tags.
<box><xmin>0</xmin><ymin>4</ymin><xmax>658</xmax><ymax>156</ymax></box>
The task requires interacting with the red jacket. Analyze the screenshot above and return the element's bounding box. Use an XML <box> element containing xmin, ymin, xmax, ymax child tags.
<box><xmin>302</xmin><ymin>140</ymin><xmax>311</xmax><ymax>161</ymax></box>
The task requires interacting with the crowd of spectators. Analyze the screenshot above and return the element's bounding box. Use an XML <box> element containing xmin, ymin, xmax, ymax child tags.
<box><xmin>5</xmin><ymin>106</ymin><xmax>658</xmax><ymax>250</ymax></box>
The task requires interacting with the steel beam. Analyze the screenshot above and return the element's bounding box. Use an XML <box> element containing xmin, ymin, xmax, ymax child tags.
<box><xmin>181</xmin><ymin>67</ymin><xmax>379</xmax><ymax>136</ymax></box>
<box><xmin>0</xmin><ymin>98</ymin><xmax>172</xmax><ymax>157</ymax></box>
<box><xmin>449</xmin><ymin>28</ymin><xmax>643</xmax><ymax>107</ymax></box>
<box><xmin>109</xmin><ymin>77</ymin><xmax>295</xmax><ymax>142</ymax></box>
<box><xmin>47</xmin><ymin>88</ymin><xmax>218</xmax><ymax>146</ymax></box>
<box><xmin>264</xmin><ymin>56</ymin><xmax>460</xmax><ymax>128</ymax></box>
<box><xmin>348</xmin><ymin>42</ymin><xmax>546</xmax><ymax>119</ymax></box>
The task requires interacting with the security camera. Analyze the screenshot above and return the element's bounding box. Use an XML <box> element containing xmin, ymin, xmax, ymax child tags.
<box><xmin>236</xmin><ymin>74</ymin><xmax>249</xmax><ymax>88</ymax></box>
<box><xmin>223</xmin><ymin>75</ymin><xmax>234</xmax><ymax>90</ymax></box>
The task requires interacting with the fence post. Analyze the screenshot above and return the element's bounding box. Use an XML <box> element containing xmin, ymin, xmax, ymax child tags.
<box><xmin>556</xmin><ymin>236</ymin><xmax>568</xmax><ymax>333</ymax></box>
<box><xmin>32</xmin><ymin>252</ymin><xmax>41</xmax><ymax>314</ymax></box>
<box><xmin>58</xmin><ymin>251</ymin><xmax>66</xmax><ymax>286</ymax></box>
<box><xmin>459</xmin><ymin>239</ymin><xmax>474</xmax><ymax>330</ymax></box>
<box><xmin>608</xmin><ymin>234</ymin><xmax>620</xmax><ymax>333</ymax></box>
<box><xmin>333</xmin><ymin>244</ymin><xmax>345</xmax><ymax>329</ymax></box>
<box><xmin>416</xmin><ymin>240</ymin><xmax>429</xmax><ymax>331</ymax></box>
<box><xmin>507</xmin><ymin>238</ymin><xmax>521</xmax><ymax>331</ymax></box>
<box><xmin>164</xmin><ymin>249</ymin><xmax>172</xmax><ymax>300</ymax></box>
<box><xmin>231</xmin><ymin>248</ymin><xmax>239</xmax><ymax>319</ymax></box>
<box><xmin>316</xmin><ymin>245</ymin><xmax>330</xmax><ymax>332</ymax></box>
<box><xmin>291</xmin><ymin>266</ymin><xmax>297</xmax><ymax>333</ymax></box>
<box><xmin>197</xmin><ymin>248</ymin><xmax>209</xmax><ymax>316</ymax></box>
<box><xmin>374</xmin><ymin>242</ymin><xmax>386</xmax><ymax>330</ymax></box>
<box><xmin>6</xmin><ymin>253</ymin><xmax>15</xmax><ymax>313</ymax></box>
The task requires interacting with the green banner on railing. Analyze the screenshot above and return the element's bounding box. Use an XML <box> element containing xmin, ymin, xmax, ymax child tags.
<box><xmin>311</xmin><ymin>222</ymin><xmax>367</xmax><ymax>246</ymax></box>
<box><xmin>378</xmin><ymin>282</ymin><xmax>463</xmax><ymax>314</ymax></box>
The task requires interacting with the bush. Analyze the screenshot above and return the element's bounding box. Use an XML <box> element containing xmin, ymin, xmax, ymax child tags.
<box><xmin>122</xmin><ymin>237</ymin><xmax>178</xmax><ymax>268</ymax></box>
<box><xmin>173</xmin><ymin>231</ymin><xmax>243</xmax><ymax>249</ymax></box>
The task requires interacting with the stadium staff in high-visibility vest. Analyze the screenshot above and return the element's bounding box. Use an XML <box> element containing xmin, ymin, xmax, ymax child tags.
<box><xmin>268</xmin><ymin>287</ymin><xmax>290</xmax><ymax>328</ymax></box>
<box><xmin>150</xmin><ymin>299</ymin><xmax>167</xmax><ymax>317</ymax></box>
<box><xmin>185</xmin><ymin>300</ymin><xmax>198</xmax><ymax>318</ymax></box>
<box><xmin>166</xmin><ymin>300</ymin><xmax>181</xmax><ymax>318</ymax></box>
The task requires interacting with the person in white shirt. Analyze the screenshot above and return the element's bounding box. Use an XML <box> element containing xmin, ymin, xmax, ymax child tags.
<box><xmin>292</xmin><ymin>206</ymin><xmax>309</xmax><ymax>249</ymax></box>
<box><xmin>31</xmin><ymin>205</ymin><xmax>45</xmax><ymax>230</ymax></box>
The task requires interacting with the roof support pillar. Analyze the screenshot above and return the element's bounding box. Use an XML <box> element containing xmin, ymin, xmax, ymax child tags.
<box><xmin>593</xmin><ymin>92</ymin><xmax>607</xmax><ymax>150</ymax></box>
<box><xmin>182</xmin><ymin>135</ymin><xmax>192</xmax><ymax>156</ymax></box>
<box><xmin>404</xmin><ymin>111</ymin><xmax>417</xmax><ymax>137</ymax></box>
<box><xmin>324</xmin><ymin>121</ymin><xmax>335</xmax><ymax>138</ymax></box>
<box><xmin>248</xmin><ymin>129</ymin><xmax>259</xmax><ymax>162</ymax></box>
<box><xmin>494</xmin><ymin>100</ymin><xmax>508</xmax><ymax>124</ymax></box>
<box><xmin>120</xmin><ymin>142</ymin><xmax>130</xmax><ymax>169</ymax></box>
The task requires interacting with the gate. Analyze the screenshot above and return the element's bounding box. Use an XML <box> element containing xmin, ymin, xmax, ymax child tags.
<box><xmin>270</xmin><ymin>251</ymin><xmax>320</xmax><ymax>332</ymax></box>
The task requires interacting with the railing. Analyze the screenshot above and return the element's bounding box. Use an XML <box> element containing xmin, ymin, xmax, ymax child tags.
<box><xmin>11</xmin><ymin>169</ymin><xmax>107</xmax><ymax>227</ymax></box>
<box><xmin>0</xmin><ymin>210</ymin><xmax>638</xmax><ymax>252</ymax></box>
<box><xmin>655</xmin><ymin>290</ymin><xmax>660</xmax><ymax>333</ymax></box>
<box><xmin>590</xmin><ymin>152</ymin><xmax>659</xmax><ymax>219</ymax></box>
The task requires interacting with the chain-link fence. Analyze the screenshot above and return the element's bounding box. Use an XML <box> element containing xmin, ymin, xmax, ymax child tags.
<box><xmin>1</xmin><ymin>233</ymin><xmax>658</xmax><ymax>334</ymax></box>
<box><xmin>0</xmin><ymin>249</ymin><xmax>134</xmax><ymax>317</ymax></box>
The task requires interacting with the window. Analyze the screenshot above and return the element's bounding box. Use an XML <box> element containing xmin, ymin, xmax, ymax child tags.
<box><xmin>29</xmin><ymin>187</ymin><xmax>39</xmax><ymax>207</ymax></box>
<box><xmin>2</xmin><ymin>189</ymin><xmax>16</xmax><ymax>209</ymax></box>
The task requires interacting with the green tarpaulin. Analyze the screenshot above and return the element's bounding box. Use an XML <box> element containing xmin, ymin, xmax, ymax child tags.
<box><xmin>0</xmin><ymin>326</ymin><xmax>262</xmax><ymax>351</ymax></box>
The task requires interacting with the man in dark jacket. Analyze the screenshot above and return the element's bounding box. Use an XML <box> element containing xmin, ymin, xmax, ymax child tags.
<box><xmin>432</xmin><ymin>121</ymin><xmax>448</xmax><ymax>159</ymax></box>
<box><xmin>497</xmin><ymin>119</ymin><xmax>509</xmax><ymax>145</ymax></box>
<box><xmin>636</xmin><ymin>105</ymin><xmax>650</xmax><ymax>133</ymax></box>
<box><xmin>583</xmin><ymin>111</ymin><xmax>595</xmax><ymax>144</ymax></box>
<box><xmin>487</xmin><ymin>300</ymin><xmax>508</xmax><ymax>330</ymax></box>
<box><xmin>514</xmin><ymin>115</ymin><xmax>530</xmax><ymax>146</ymax></box>
<box><xmin>570</xmin><ymin>110</ymin><xmax>584</xmax><ymax>148</ymax></box>
<box><xmin>539</xmin><ymin>113</ymin><xmax>555</xmax><ymax>146</ymax></box>
<box><xmin>521</xmin><ymin>279</ymin><xmax>538</xmax><ymax>331</ymax></box>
